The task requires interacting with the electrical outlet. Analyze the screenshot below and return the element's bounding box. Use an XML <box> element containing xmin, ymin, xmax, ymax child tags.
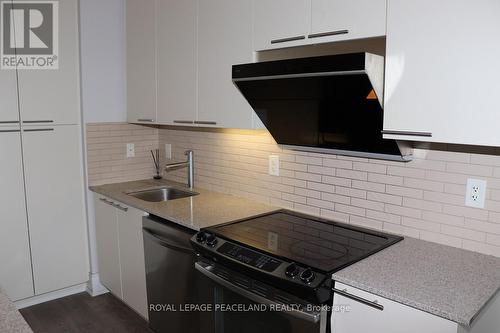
<box><xmin>269</xmin><ymin>155</ymin><xmax>280</xmax><ymax>176</ymax></box>
<box><xmin>165</xmin><ymin>144</ymin><xmax>172</xmax><ymax>159</ymax></box>
<box><xmin>465</xmin><ymin>178</ymin><xmax>487</xmax><ymax>208</ymax></box>
<box><xmin>126</xmin><ymin>143</ymin><xmax>135</xmax><ymax>158</ymax></box>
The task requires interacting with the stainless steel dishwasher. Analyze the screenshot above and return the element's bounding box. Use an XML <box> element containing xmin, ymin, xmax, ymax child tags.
<box><xmin>143</xmin><ymin>215</ymin><xmax>204</xmax><ymax>333</ymax></box>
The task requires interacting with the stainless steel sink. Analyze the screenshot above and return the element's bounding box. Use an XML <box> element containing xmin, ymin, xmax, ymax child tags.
<box><xmin>126</xmin><ymin>187</ymin><xmax>198</xmax><ymax>202</ymax></box>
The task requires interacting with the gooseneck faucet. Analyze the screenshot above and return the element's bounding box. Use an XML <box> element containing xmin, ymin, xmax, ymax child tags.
<box><xmin>164</xmin><ymin>150</ymin><xmax>194</xmax><ymax>189</ymax></box>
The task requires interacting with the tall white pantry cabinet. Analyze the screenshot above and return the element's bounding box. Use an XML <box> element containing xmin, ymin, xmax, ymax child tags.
<box><xmin>0</xmin><ymin>0</ymin><xmax>89</xmax><ymax>302</ymax></box>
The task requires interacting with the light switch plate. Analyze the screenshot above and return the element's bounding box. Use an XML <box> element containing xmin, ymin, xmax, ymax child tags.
<box><xmin>269</xmin><ymin>155</ymin><xmax>280</xmax><ymax>176</ymax></box>
<box><xmin>465</xmin><ymin>178</ymin><xmax>487</xmax><ymax>208</ymax></box>
<box><xmin>165</xmin><ymin>143</ymin><xmax>172</xmax><ymax>159</ymax></box>
<box><xmin>126</xmin><ymin>143</ymin><xmax>135</xmax><ymax>158</ymax></box>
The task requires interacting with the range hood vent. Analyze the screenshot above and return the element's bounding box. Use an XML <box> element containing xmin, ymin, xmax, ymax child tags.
<box><xmin>233</xmin><ymin>53</ymin><xmax>412</xmax><ymax>162</ymax></box>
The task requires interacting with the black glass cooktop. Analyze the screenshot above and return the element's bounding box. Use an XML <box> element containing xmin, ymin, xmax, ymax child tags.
<box><xmin>209</xmin><ymin>210</ymin><xmax>403</xmax><ymax>273</ymax></box>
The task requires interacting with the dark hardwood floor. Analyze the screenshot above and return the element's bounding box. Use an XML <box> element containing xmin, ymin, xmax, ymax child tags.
<box><xmin>20</xmin><ymin>292</ymin><xmax>153</xmax><ymax>333</ymax></box>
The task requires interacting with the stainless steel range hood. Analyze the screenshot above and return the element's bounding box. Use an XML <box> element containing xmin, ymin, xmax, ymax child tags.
<box><xmin>232</xmin><ymin>53</ymin><xmax>412</xmax><ymax>162</ymax></box>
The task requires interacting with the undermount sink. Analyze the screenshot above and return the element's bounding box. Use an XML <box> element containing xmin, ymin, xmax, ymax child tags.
<box><xmin>126</xmin><ymin>187</ymin><xmax>198</xmax><ymax>202</ymax></box>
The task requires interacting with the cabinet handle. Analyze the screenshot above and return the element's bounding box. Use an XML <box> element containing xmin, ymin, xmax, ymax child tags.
<box><xmin>112</xmin><ymin>203</ymin><xmax>129</xmax><ymax>212</ymax></box>
<box><xmin>0</xmin><ymin>121</ymin><xmax>19</xmax><ymax>124</ymax></box>
<box><xmin>99</xmin><ymin>198</ymin><xmax>115</xmax><ymax>206</ymax></box>
<box><xmin>137</xmin><ymin>119</ymin><xmax>155</xmax><ymax>122</ymax></box>
<box><xmin>270</xmin><ymin>35</ymin><xmax>306</xmax><ymax>44</ymax></box>
<box><xmin>332</xmin><ymin>287</ymin><xmax>384</xmax><ymax>311</ymax></box>
<box><xmin>173</xmin><ymin>120</ymin><xmax>195</xmax><ymax>124</ymax></box>
<box><xmin>381</xmin><ymin>130</ymin><xmax>433</xmax><ymax>137</ymax></box>
<box><xmin>23</xmin><ymin>128</ymin><xmax>54</xmax><ymax>132</ymax></box>
<box><xmin>308</xmin><ymin>29</ymin><xmax>349</xmax><ymax>39</ymax></box>
<box><xmin>22</xmin><ymin>120</ymin><xmax>54</xmax><ymax>124</ymax></box>
<box><xmin>0</xmin><ymin>129</ymin><xmax>20</xmax><ymax>133</ymax></box>
<box><xmin>194</xmin><ymin>121</ymin><xmax>217</xmax><ymax>125</ymax></box>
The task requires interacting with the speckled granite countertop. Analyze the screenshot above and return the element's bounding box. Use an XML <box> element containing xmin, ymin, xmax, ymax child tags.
<box><xmin>90</xmin><ymin>179</ymin><xmax>280</xmax><ymax>231</ymax></box>
<box><xmin>0</xmin><ymin>289</ymin><xmax>32</xmax><ymax>333</ymax></box>
<box><xmin>332</xmin><ymin>237</ymin><xmax>500</xmax><ymax>327</ymax></box>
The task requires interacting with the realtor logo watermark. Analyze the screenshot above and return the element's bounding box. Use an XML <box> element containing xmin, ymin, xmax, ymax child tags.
<box><xmin>1</xmin><ymin>0</ymin><xmax>58</xmax><ymax>69</ymax></box>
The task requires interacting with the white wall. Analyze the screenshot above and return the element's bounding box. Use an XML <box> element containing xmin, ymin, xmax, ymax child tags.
<box><xmin>80</xmin><ymin>0</ymin><xmax>126</xmax><ymax>123</ymax></box>
<box><xmin>79</xmin><ymin>0</ymin><xmax>127</xmax><ymax>295</ymax></box>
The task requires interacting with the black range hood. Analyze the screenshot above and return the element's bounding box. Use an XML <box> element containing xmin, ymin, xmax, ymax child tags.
<box><xmin>232</xmin><ymin>53</ymin><xmax>412</xmax><ymax>162</ymax></box>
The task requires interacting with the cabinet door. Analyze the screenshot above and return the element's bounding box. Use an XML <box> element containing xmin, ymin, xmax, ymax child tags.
<box><xmin>332</xmin><ymin>282</ymin><xmax>458</xmax><ymax>333</ymax></box>
<box><xmin>197</xmin><ymin>0</ymin><xmax>254</xmax><ymax>129</ymax></box>
<box><xmin>117</xmin><ymin>206</ymin><xmax>148</xmax><ymax>319</ymax></box>
<box><xmin>0</xmin><ymin>129</ymin><xmax>34</xmax><ymax>301</ymax></box>
<box><xmin>22</xmin><ymin>125</ymin><xmax>89</xmax><ymax>294</ymax></box>
<box><xmin>0</xmin><ymin>70</ymin><xmax>20</xmax><ymax>126</ymax></box>
<box><xmin>94</xmin><ymin>196</ymin><xmax>122</xmax><ymax>298</ymax></box>
<box><xmin>126</xmin><ymin>0</ymin><xmax>157</xmax><ymax>124</ymax></box>
<box><xmin>156</xmin><ymin>0</ymin><xmax>197</xmax><ymax>125</ymax></box>
<box><xmin>384</xmin><ymin>0</ymin><xmax>500</xmax><ymax>146</ymax></box>
<box><xmin>253</xmin><ymin>0</ymin><xmax>311</xmax><ymax>51</ymax></box>
<box><xmin>310</xmin><ymin>0</ymin><xmax>386</xmax><ymax>42</ymax></box>
<box><xmin>16</xmin><ymin>0</ymin><xmax>80</xmax><ymax>126</ymax></box>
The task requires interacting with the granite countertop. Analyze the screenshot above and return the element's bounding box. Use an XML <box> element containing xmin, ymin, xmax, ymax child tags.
<box><xmin>90</xmin><ymin>179</ymin><xmax>280</xmax><ymax>231</ymax></box>
<box><xmin>332</xmin><ymin>237</ymin><xmax>500</xmax><ymax>327</ymax></box>
<box><xmin>0</xmin><ymin>290</ymin><xmax>32</xmax><ymax>333</ymax></box>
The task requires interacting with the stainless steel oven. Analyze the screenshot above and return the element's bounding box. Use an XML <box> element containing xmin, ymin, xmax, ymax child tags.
<box><xmin>195</xmin><ymin>260</ymin><xmax>328</xmax><ymax>333</ymax></box>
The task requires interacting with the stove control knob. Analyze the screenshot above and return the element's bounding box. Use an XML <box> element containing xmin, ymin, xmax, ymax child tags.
<box><xmin>300</xmin><ymin>268</ymin><xmax>316</xmax><ymax>284</ymax></box>
<box><xmin>285</xmin><ymin>263</ymin><xmax>299</xmax><ymax>278</ymax></box>
<box><xmin>205</xmin><ymin>234</ymin><xmax>218</xmax><ymax>247</ymax></box>
<box><xmin>196</xmin><ymin>232</ymin><xmax>207</xmax><ymax>243</ymax></box>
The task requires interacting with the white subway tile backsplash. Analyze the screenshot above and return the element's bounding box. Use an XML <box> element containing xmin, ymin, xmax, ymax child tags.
<box><xmin>87</xmin><ymin>123</ymin><xmax>500</xmax><ymax>257</ymax></box>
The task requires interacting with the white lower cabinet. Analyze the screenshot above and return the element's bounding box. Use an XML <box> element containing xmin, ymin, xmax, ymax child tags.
<box><xmin>0</xmin><ymin>129</ymin><xmax>34</xmax><ymax>301</ymax></box>
<box><xmin>94</xmin><ymin>195</ymin><xmax>148</xmax><ymax>319</ymax></box>
<box><xmin>332</xmin><ymin>282</ymin><xmax>500</xmax><ymax>333</ymax></box>
<box><xmin>331</xmin><ymin>282</ymin><xmax>458</xmax><ymax>333</ymax></box>
<box><xmin>23</xmin><ymin>125</ymin><xmax>89</xmax><ymax>294</ymax></box>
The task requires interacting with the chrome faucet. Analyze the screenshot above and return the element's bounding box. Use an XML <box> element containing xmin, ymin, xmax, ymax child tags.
<box><xmin>165</xmin><ymin>150</ymin><xmax>194</xmax><ymax>189</ymax></box>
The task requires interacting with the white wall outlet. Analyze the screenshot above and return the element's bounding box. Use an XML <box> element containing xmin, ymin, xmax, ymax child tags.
<box><xmin>165</xmin><ymin>143</ymin><xmax>172</xmax><ymax>159</ymax></box>
<box><xmin>126</xmin><ymin>143</ymin><xmax>135</xmax><ymax>158</ymax></box>
<box><xmin>465</xmin><ymin>178</ymin><xmax>487</xmax><ymax>208</ymax></box>
<box><xmin>269</xmin><ymin>155</ymin><xmax>280</xmax><ymax>176</ymax></box>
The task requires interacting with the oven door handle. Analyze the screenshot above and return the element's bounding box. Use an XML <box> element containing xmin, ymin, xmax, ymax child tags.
<box><xmin>194</xmin><ymin>262</ymin><xmax>321</xmax><ymax>323</ymax></box>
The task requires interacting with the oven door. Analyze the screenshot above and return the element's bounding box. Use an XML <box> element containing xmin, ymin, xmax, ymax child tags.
<box><xmin>195</xmin><ymin>261</ymin><xmax>328</xmax><ymax>333</ymax></box>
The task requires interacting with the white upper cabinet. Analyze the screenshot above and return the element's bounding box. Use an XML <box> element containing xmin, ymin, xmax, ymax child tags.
<box><xmin>16</xmin><ymin>0</ymin><xmax>80</xmax><ymax>126</ymax></box>
<box><xmin>253</xmin><ymin>0</ymin><xmax>387</xmax><ymax>51</ymax></box>
<box><xmin>23</xmin><ymin>125</ymin><xmax>89</xmax><ymax>294</ymax></box>
<box><xmin>253</xmin><ymin>0</ymin><xmax>311</xmax><ymax>51</ymax></box>
<box><xmin>310</xmin><ymin>0</ymin><xmax>386</xmax><ymax>43</ymax></box>
<box><xmin>0</xmin><ymin>71</ymin><xmax>20</xmax><ymax>126</ymax></box>
<box><xmin>197</xmin><ymin>0</ymin><xmax>254</xmax><ymax>129</ymax></box>
<box><xmin>156</xmin><ymin>0</ymin><xmax>197</xmax><ymax>125</ymax></box>
<box><xmin>126</xmin><ymin>0</ymin><xmax>157</xmax><ymax>124</ymax></box>
<box><xmin>0</xmin><ymin>130</ymin><xmax>34</xmax><ymax>301</ymax></box>
<box><xmin>383</xmin><ymin>0</ymin><xmax>500</xmax><ymax>146</ymax></box>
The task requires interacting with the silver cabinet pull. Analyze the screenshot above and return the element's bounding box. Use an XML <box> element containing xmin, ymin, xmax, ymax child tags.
<box><xmin>22</xmin><ymin>120</ymin><xmax>54</xmax><ymax>124</ymax></box>
<box><xmin>194</xmin><ymin>121</ymin><xmax>217</xmax><ymax>125</ymax></box>
<box><xmin>99</xmin><ymin>198</ymin><xmax>114</xmax><ymax>206</ymax></box>
<box><xmin>308</xmin><ymin>29</ymin><xmax>349</xmax><ymax>39</ymax></box>
<box><xmin>381</xmin><ymin>130</ymin><xmax>433</xmax><ymax>137</ymax></box>
<box><xmin>23</xmin><ymin>128</ymin><xmax>54</xmax><ymax>132</ymax></box>
<box><xmin>112</xmin><ymin>203</ymin><xmax>129</xmax><ymax>212</ymax></box>
<box><xmin>270</xmin><ymin>35</ymin><xmax>306</xmax><ymax>44</ymax></box>
<box><xmin>173</xmin><ymin>120</ymin><xmax>195</xmax><ymax>124</ymax></box>
<box><xmin>332</xmin><ymin>287</ymin><xmax>384</xmax><ymax>311</ymax></box>
<box><xmin>0</xmin><ymin>121</ymin><xmax>19</xmax><ymax>124</ymax></box>
<box><xmin>137</xmin><ymin>119</ymin><xmax>155</xmax><ymax>122</ymax></box>
<box><xmin>0</xmin><ymin>129</ymin><xmax>20</xmax><ymax>133</ymax></box>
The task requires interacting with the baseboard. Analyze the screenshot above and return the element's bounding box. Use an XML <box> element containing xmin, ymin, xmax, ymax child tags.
<box><xmin>15</xmin><ymin>283</ymin><xmax>88</xmax><ymax>309</ymax></box>
<box><xmin>86</xmin><ymin>272</ymin><xmax>109</xmax><ymax>297</ymax></box>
